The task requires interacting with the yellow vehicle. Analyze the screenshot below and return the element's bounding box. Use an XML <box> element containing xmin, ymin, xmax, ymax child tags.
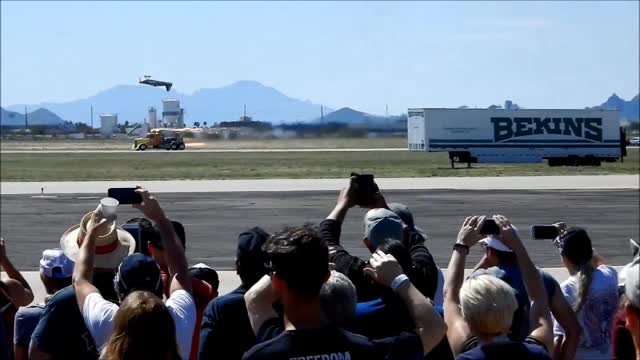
<box><xmin>133</xmin><ymin>130</ymin><xmax>186</xmax><ymax>151</ymax></box>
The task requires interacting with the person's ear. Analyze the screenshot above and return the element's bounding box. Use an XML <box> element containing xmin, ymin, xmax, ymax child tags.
<box><xmin>363</xmin><ymin>238</ymin><xmax>372</xmax><ymax>250</ymax></box>
<box><xmin>625</xmin><ymin>303</ymin><xmax>639</xmax><ymax>330</ymax></box>
<box><xmin>147</xmin><ymin>243</ymin><xmax>154</xmax><ymax>256</ymax></box>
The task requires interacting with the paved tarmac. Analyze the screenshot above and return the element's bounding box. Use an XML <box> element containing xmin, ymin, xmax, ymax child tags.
<box><xmin>1</xmin><ymin>189</ymin><xmax>638</xmax><ymax>271</ymax></box>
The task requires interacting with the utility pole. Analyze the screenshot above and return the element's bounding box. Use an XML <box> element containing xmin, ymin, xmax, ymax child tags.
<box><xmin>24</xmin><ymin>106</ymin><xmax>28</xmax><ymax>129</ymax></box>
<box><xmin>385</xmin><ymin>104</ymin><xmax>389</xmax><ymax>119</ymax></box>
<box><xmin>321</xmin><ymin>105</ymin><xmax>324</xmax><ymax>123</ymax></box>
<box><xmin>90</xmin><ymin>105</ymin><xmax>94</xmax><ymax>128</ymax></box>
<box><xmin>243</xmin><ymin>104</ymin><xmax>246</xmax><ymax>119</ymax></box>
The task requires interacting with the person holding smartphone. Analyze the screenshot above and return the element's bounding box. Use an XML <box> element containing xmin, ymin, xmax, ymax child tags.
<box><xmin>444</xmin><ymin>215</ymin><xmax>554</xmax><ymax>359</ymax></box>
<box><xmin>471</xmin><ymin>224</ymin><xmax>581</xmax><ymax>360</ymax></box>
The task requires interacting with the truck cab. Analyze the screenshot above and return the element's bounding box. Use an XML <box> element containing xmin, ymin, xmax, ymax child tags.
<box><xmin>133</xmin><ymin>130</ymin><xmax>185</xmax><ymax>151</ymax></box>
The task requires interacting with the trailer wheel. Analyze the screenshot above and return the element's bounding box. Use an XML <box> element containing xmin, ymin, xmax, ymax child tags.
<box><xmin>178</xmin><ymin>143</ymin><xmax>185</xmax><ymax>150</ymax></box>
<box><xmin>170</xmin><ymin>143</ymin><xmax>178</xmax><ymax>150</ymax></box>
<box><xmin>567</xmin><ymin>156</ymin><xmax>579</xmax><ymax>166</ymax></box>
<box><xmin>138</xmin><ymin>144</ymin><xmax>147</xmax><ymax>151</ymax></box>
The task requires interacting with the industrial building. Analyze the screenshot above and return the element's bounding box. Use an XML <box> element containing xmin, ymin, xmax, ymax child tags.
<box><xmin>99</xmin><ymin>113</ymin><xmax>118</xmax><ymax>137</ymax></box>
<box><xmin>160</xmin><ymin>99</ymin><xmax>184</xmax><ymax>128</ymax></box>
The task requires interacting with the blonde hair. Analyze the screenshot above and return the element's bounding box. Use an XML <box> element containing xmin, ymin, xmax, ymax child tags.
<box><xmin>460</xmin><ymin>275</ymin><xmax>518</xmax><ymax>336</ymax></box>
<box><xmin>102</xmin><ymin>291</ymin><xmax>180</xmax><ymax>360</ymax></box>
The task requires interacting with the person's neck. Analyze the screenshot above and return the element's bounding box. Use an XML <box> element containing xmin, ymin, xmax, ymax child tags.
<box><xmin>282</xmin><ymin>294</ymin><xmax>326</xmax><ymax>331</ymax></box>
<box><xmin>475</xmin><ymin>331</ymin><xmax>508</xmax><ymax>344</ymax></box>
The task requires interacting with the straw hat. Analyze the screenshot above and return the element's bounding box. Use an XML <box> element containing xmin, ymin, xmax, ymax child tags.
<box><xmin>60</xmin><ymin>212</ymin><xmax>136</xmax><ymax>269</ymax></box>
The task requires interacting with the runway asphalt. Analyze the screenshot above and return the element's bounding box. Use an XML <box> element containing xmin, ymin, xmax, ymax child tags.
<box><xmin>1</xmin><ymin>189</ymin><xmax>638</xmax><ymax>271</ymax></box>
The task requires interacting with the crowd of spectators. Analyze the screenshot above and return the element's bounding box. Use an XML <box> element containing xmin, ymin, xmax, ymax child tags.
<box><xmin>0</xmin><ymin>181</ymin><xmax>639</xmax><ymax>360</ymax></box>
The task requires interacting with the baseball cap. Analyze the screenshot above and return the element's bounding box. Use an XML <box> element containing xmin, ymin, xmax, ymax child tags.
<box><xmin>39</xmin><ymin>249</ymin><xmax>74</xmax><ymax>279</ymax></box>
<box><xmin>554</xmin><ymin>227</ymin><xmax>593</xmax><ymax>264</ymax></box>
<box><xmin>189</xmin><ymin>263</ymin><xmax>219</xmax><ymax>291</ymax></box>
<box><xmin>116</xmin><ymin>253</ymin><xmax>163</xmax><ymax>297</ymax></box>
<box><xmin>363</xmin><ymin>208</ymin><xmax>403</xmax><ymax>248</ymax></box>
<box><xmin>388</xmin><ymin>203</ymin><xmax>414</xmax><ymax>229</ymax></box>
<box><xmin>479</xmin><ymin>237</ymin><xmax>513</xmax><ymax>253</ymax></box>
<box><xmin>237</xmin><ymin>226</ymin><xmax>270</xmax><ymax>262</ymax></box>
<box><xmin>624</xmin><ymin>262</ymin><xmax>640</xmax><ymax>308</ymax></box>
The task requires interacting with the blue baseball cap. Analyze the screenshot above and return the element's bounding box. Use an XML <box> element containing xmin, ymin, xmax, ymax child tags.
<box><xmin>116</xmin><ymin>253</ymin><xmax>163</xmax><ymax>297</ymax></box>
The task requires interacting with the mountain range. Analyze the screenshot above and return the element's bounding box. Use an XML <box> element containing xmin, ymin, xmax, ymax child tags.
<box><xmin>2</xmin><ymin>81</ymin><xmax>638</xmax><ymax>127</ymax></box>
<box><xmin>1</xmin><ymin>107</ymin><xmax>65</xmax><ymax>127</ymax></box>
<box><xmin>589</xmin><ymin>93</ymin><xmax>639</xmax><ymax>121</ymax></box>
<box><xmin>3</xmin><ymin>81</ymin><xmax>329</xmax><ymax>127</ymax></box>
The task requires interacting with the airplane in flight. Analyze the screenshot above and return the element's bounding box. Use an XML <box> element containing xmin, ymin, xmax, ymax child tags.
<box><xmin>138</xmin><ymin>75</ymin><xmax>173</xmax><ymax>91</ymax></box>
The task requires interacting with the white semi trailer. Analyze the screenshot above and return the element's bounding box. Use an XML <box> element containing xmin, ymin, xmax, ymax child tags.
<box><xmin>407</xmin><ymin>108</ymin><xmax>627</xmax><ymax>167</ymax></box>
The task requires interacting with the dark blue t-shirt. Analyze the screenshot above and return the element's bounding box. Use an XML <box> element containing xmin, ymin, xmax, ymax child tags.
<box><xmin>353</xmin><ymin>297</ymin><xmax>453</xmax><ymax>360</ymax></box>
<box><xmin>457</xmin><ymin>338</ymin><xmax>552</xmax><ymax>360</ymax></box>
<box><xmin>249</xmin><ymin>317</ymin><xmax>424</xmax><ymax>360</ymax></box>
<box><xmin>488</xmin><ymin>265</ymin><xmax>557</xmax><ymax>341</ymax></box>
<box><xmin>30</xmin><ymin>286</ymin><xmax>98</xmax><ymax>359</ymax></box>
<box><xmin>199</xmin><ymin>286</ymin><xmax>256</xmax><ymax>360</ymax></box>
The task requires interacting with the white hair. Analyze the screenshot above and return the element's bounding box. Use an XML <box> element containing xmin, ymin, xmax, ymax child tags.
<box><xmin>460</xmin><ymin>275</ymin><xmax>518</xmax><ymax>336</ymax></box>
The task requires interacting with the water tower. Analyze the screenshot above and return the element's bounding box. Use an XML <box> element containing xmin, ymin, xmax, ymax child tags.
<box><xmin>148</xmin><ymin>107</ymin><xmax>158</xmax><ymax>129</ymax></box>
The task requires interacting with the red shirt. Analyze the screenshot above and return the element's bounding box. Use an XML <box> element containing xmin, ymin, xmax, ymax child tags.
<box><xmin>612</xmin><ymin>309</ymin><xmax>636</xmax><ymax>360</ymax></box>
<box><xmin>161</xmin><ymin>271</ymin><xmax>217</xmax><ymax>360</ymax></box>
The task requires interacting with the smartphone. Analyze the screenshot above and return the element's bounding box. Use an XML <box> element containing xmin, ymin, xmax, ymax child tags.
<box><xmin>108</xmin><ymin>188</ymin><xmax>142</xmax><ymax>205</ymax></box>
<box><xmin>121</xmin><ymin>223</ymin><xmax>142</xmax><ymax>253</ymax></box>
<box><xmin>351</xmin><ymin>172</ymin><xmax>379</xmax><ymax>205</ymax></box>
<box><xmin>479</xmin><ymin>219</ymin><xmax>500</xmax><ymax>235</ymax></box>
<box><xmin>530</xmin><ymin>225</ymin><xmax>559</xmax><ymax>240</ymax></box>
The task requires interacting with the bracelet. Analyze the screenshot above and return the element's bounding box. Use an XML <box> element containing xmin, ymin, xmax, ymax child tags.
<box><xmin>453</xmin><ymin>243</ymin><xmax>470</xmax><ymax>255</ymax></box>
<box><xmin>390</xmin><ymin>274</ymin><xmax>410</xmax><ymax>291</ymax></box>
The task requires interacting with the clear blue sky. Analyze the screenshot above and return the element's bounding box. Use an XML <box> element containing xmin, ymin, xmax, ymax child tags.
<box><xmin>1</xmin><ymin>1</ymin><xmax>638</xmax><ymax>114</ymax></box>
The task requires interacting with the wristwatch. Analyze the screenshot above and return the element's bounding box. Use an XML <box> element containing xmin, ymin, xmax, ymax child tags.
<box><xmin>453</xmin><ymin>243</ymin><xmax>470</xmax><ymax>255</ymax></box>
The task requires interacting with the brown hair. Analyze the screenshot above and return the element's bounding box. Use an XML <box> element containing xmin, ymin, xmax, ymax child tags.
<box><xmin>102</xmin><ymin>291</ymin><xmax>180</xmax><ymax>360</ymax></box>
<box><xmin>574</xmin><ymin>261</ymin><xmax>595</xmax><ymax>313</ymax></box>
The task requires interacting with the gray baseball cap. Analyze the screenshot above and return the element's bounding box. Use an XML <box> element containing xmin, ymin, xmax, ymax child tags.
<box><xmin>388</xmin><ymin>203</ymin><xmax>414</xmax><ymax>229</ymax></box>
<box><xmin>363</xmin><ymin>208</ymin><xmax>403</xmax><ymax>248</ymax></box>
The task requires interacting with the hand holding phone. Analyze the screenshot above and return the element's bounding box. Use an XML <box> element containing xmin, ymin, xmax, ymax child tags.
<box><xmin>350</xmin><ymin>172</ymin><xmax>379</xmax><ymax>206</ymax></box>
<box><xmin>107</xmin><ymin>188</ymin><xmax>142</xmax><ymax>205</ymax></box>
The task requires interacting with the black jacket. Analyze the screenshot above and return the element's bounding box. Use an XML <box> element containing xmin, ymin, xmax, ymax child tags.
<box><xmin>319</xmin><ymin>219</ymin><xmax>439</xmax><ymax>302</ymax></box>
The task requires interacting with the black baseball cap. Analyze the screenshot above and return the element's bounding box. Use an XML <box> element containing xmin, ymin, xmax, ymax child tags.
<box><xmin>116</xmin><ymin>253</ymin><xmax>163</xmax><ymax>297</ymax></box>
<box><xmin>554</xmin><ymin>227</ymin><xmax>593</xmax><ymax>264</ymax></box>
<box><xmin>237</xmin><ymin>226</ymin><xmax>270</xmax><ymax>263</ymax></box>
<box><xmin>188</xmin><ymin>263</ymin><xmax>219</xmax><ymax>291</ymax></box>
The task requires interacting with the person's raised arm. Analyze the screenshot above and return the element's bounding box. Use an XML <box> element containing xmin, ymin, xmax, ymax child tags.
<box><xmin>0</xmin><ymin>238</ymin><xmax>34</xmax><ymax>306</ymax></box>
<box><xmin>73</xmin><ymin>213</ymin><xmax>110</xmax><ymax>310</ymax></box>
<box><xmin>549</xmin><ymin>281</ymin><xmax>580</xmax><ymax>360</ymax></box>
<box><xmin>495</xmin><ymin>215</ymin><xmax>553</xmax><ymax>354</ymax></box>
<box><xmin>326</xmin><ymin>179</ymin><xmax>357</xmax><ymax>224</ymax></box>
<box><xmin>134</xmin><ymin>187</ymin><xmax>191</xmax><ymax>294</ymax></box>
<box><xmin>443</xmin><ymin>215</ymin><xmax>485</xmax><ymax>354</ymax></box>
<box><xmin>244</xmin><ymin>275</ymin><xmax>279</xmax><ymax>336</ymax></box>
<box><xmin>365</xmin><ymin>250</ymin><xmax>446</xmax><ymax>355</ymax></box>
